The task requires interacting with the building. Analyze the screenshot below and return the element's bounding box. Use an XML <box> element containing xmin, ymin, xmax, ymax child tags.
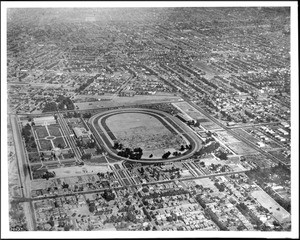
<box><xmin>280</xmin><ymin>121</ymin><xmax>290</xmax><ymax>128</ymax></box>
<box><xmin>176</xmin><ymin>113</ymin><xmax>195</xmax><ymax>123</ymax></box>
<box><xmin>73</xmin><ymin>127</ymin><xmax>90</xmax><ymax>139</ymax></box>
<box><xmin>33</xmin><ymin>116</ymin><xmax>56</xmax><ymax>126</ymax></box>
<box><xmin>278</xmin><ymin>128</ymin><xmax>289</xmax><ymax>136</ymax></box>
<box><xmin>119</xmin><ymin>90</ymin><xmax>136</xmax><ymax>97</ymax></box>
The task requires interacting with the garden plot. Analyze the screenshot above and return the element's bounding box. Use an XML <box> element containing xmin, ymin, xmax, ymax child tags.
<box><xmin>34</xmin><ymin>126</ymin><xmax>49</xmax><ymax>138</ymax></box>
<box><xmin>48</xmin><ymin>125</ymin><xmax>63</xmax><ymax>137</ymax></box>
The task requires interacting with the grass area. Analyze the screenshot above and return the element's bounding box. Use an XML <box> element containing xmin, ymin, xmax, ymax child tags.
<box><xmin>28</xmin><ymin>152</ymin><xmax>41</xmax><ymax>163</ymax></box>
<box><xmin>216</xmin><ymin>130</ymin><xmax>240</xmax><ymax>143</ymax></box>
<box><xmin>243</xmin><ymin>154</ymin><xmax>273</xmax><ymax>168</ymax></box>
<box><xmin>39</xmin><ymin>139</ymin><xmax>53</xmax><ymax>151</ymax></box>
<box><xmin>105</xmin><ymin>112</ymin><xmax>185</xmax><ymax>151</ymax></box>
<box><xmin>35</xmin><ymin>126</ymin><xmax>49</xmax><ymax>138</ymax></box>
<box><xmin>86</xmin><ymin>156</ymin><xmax>107</xmax><ymax>164</ymax></box>
<box><xmin>48</xmin><ymin>125</ymin><xmax>62</xmax><ymax>137</ymax></box>
<box><xmin>233</xmin><ymin>129</ymin><xmax>259</xmax><ymax>143</ymax></box>
<box><xmin>53</xmin><ymin>137</ymin><xmax>67</xmax><ymax>148</ymax></box>
<box><xmin>267</xmin><ymin>150</ymin><xmax>289</xmax><ymax>164</ymax></box>
<box><xmin>226</xmin><ymin>141</ymin><xmax>258</xmax><ymax>155</ymax></box>
<box><xmin>74</xmin><ymin>95</ymin><xmax>181</xmax><ymax>110</ymax></box>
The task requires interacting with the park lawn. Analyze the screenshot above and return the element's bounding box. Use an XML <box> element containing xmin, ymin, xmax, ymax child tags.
<box><xmin>48</xmin><ymin>125</ymin><xmax>63</xmax><ymax>137</ymax></box>
<box><xmin>53</xmin><ymin>137</ymin><xmax>67</xmax><ymax>148</ymax></box>
<box><xmin>35</xmin><ymin>126</ymin><xmax>49</xmax><ymax>139</ymax></box>
<box><xmin>39</xmin><ymin>139</ymin><xmax>53</xmax><ymax>151</ymax></box>
<box><xmin>28</xmin><ymin>152</ymin><xmax>41</xmax><ymax>163</ymax></box>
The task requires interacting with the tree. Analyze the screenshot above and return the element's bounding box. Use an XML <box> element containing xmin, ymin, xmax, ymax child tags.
<box><xmin>81</xmin><ymin>153</ymin><xmax>92</xmax><ymax>160</ymax></box>
<box><xmin>113</xmin><ymin>142</ymin><xmax>119</xmax><ymax>149</ymax></box>
<box><xmin>96</xmin><ymin>147</ymin><xmax>103</xmax><ymax>155</ymax></box>
<box><xmin>89</xmin><ymin>205</ymin><xmax>95</xmax><ymax>213</ymax></box>
<box><xmin>43</xmin><ymin>101</ymin><xmax>57</xmax><ymax>112</ymax></box>
<box><xmin>64</xmin><ymin>225</ymin><xmax>70</xmax><ymax>231</ymax></box>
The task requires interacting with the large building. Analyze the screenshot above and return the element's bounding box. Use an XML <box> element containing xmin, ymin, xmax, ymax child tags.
<box><xmin>73</xmin><ymin>127</ymin><xmax>90</xmax><ymax>139</ymax></box>
<box><xmin>33</xmin><ymin>116</ymin><xmax>56</xmax><ymax>126</ymax></box>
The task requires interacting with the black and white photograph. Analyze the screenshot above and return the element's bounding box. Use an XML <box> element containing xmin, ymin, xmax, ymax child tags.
<box><xmin>1</xmin><ymin>1</ymin><xmax>298</xmax><ymax>238</ymax></box>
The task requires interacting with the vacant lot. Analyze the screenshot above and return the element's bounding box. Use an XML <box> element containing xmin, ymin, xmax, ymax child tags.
<box><xmin>216</xmin><ymin>130</ymin><xmax>240</xmax><ymax>143</ymax></box>
<box><xmin>105</xmin><ymin>112</ymin><xmax>186</xmax><ymax>155</ymax></box>
<box><xmin>74</xmin><ymin>94</ymin><xmax>181</xmax><ymax>110</ymax></box>
<box><xmin>251</xmin><ymin>190</ymin><xmax>291</xmax><ymax>223</ymax></box>
<box><xmin>233</xmin><ymin>128</ymin><xmax>259</xmax><ymax>143</ymax></box>
<box><xmin>267</xmin><ymin>150</ymin><xmax>290</xmax><ymax>164</ymax></box>
<box><xmin>172</xmin><ymin>102</ymin><xmax>220</xmax><ymax>130</ymax></box>
<box><xmin>226</xmin><ymin>141</ymin><xmax>258</xmax><ymax>155</ymax></box>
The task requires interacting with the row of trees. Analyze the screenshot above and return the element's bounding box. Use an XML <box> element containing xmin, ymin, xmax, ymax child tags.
<box><xmin>42</xmin><ymin>101</ymin><xmax>57</xmax><ymax>112</ymax></box>
<box><xmin>64</xmin><ymin>111</ymin><xmax>81</xmax><ymax>118</ymax></box>
<box><xmin>114</xmin><ymin>142</ymin><xmax>144</xmax><ymax>160</ymax></box>
<box><xmin>75</xmin><ymin>77</ymin><xmax>95</xmax><ymax>93</ymax></box>
<box><xmin>21</xmin><ymin>124</ymin><xmax>37</xmax><ymax>150</ymax></box>
<box><xmin>56</xmin><ymin>95</ymin><xmax>75</xmax><ymax>110</ymax></box>
<box><xmin>193</xmin><ymin>141</ymin><xmax>221</xmax><ymax>158</ymax></box>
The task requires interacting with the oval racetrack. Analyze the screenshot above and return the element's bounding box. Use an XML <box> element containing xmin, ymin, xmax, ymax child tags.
<box><xmin>88</xmin><ymin>108</ymin><xmax>202</xmax><ymax>163</ymax></box>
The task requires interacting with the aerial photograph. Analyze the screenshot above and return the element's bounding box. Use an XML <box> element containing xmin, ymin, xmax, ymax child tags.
<box><xmin>1</xmin><ymin>1</ymin><xmax>299</xmax><ymax>238</ymax></box>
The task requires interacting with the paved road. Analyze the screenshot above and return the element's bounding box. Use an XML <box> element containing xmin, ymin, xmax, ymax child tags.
<box><xmin>10</xmin><ymin>115</ymin><xmax>35</xmax><ymax>230</ymax></box>
<box><xmin>57</xmin><ymin>112</ymin><xmax>82</xmax><ymax>162</ymax></box>
<box><xmin>15</xmin><ymin>168</ymin><xmax>247</xmax><ymax>203</ymax></box>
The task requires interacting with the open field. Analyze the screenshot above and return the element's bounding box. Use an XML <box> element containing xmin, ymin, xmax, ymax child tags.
<box><xmin>192</xmin><ymin>60</ymin><xmax>221</xmax><ymax>76</ymax></box>
<box><xmin>267</xmin><ymin>150</ymin><xmax>290</xmax><ymax>164</ymax></box>
<box><xmin>172</xmin><ymin>101</ymin><xmax>207</xmax><ymax>119</ymax></box>
<box><xmin>74</xmin><ymin>95</ymin><xmax>182</xmax><ymax>110</ymax></box>
<box><xmin>215</xmin><ymin>130</ymin><xmax>240</xmax><ymax>143</ymax></box>
<box><xmin>233</xmin><ymin>128</ymin><xmax>259</xmax><ymax>143</ymax></box>
<box><xmin>225</xmin><ymin>141</ymin><xmax>258</xmax><ymax>155</ymax></box>
<box><xmin>251</xmin><ymin>190</ymin><xmax>291</xmax><ymax>223</ymax></box>
<box><xmin>244</xmin><ymin>154</ymin><xmax>274</xmax><ymax>168</ymax></box>
<box><xmin>172</xmin><ymin>101</ymin><xmax>220</xmax><ymax>130</ymax></box>
<box><xmin>105</xmin><ymin>112</ymin><xmax>186</xmax><ymax>152</ymax></box>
